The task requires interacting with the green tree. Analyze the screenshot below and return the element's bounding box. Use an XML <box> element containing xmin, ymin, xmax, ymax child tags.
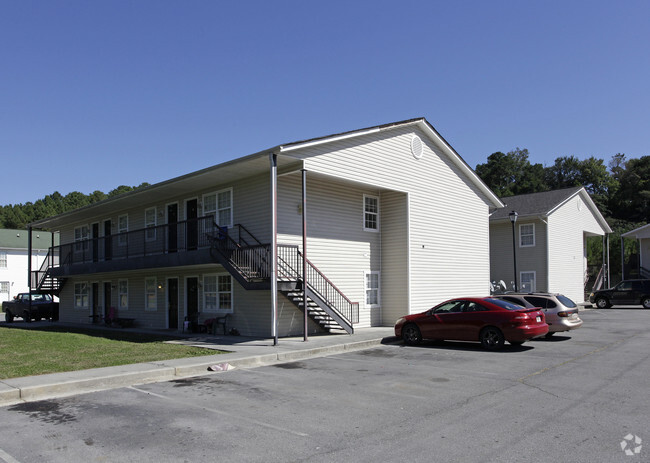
<box><xmin>0</xmin><ymin>183</ymin><xmax>150</xmax><ymax>229</ymax></box>
<box><xmin>475</xmin><ymin>148</ymin><xmax>547</xmax><ymax>197</ymax></box>
<box><xmin>544</xmin><ymin>156</ymin><xmax>582</xmax><ymax>189</ymax></box>
<box><xmin>611</xmin><ymin>156</ymin><xmax>650</xmax><ymax>222</ymax></box>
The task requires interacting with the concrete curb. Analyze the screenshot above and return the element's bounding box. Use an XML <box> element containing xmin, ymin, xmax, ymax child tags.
<box><xmin>0</xmin><ymin>336</ymin><xmax>391</xmax><ymax>407</ymax></box>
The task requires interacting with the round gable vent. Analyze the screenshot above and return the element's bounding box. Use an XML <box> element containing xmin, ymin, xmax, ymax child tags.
<box><xmin>410</xmin><ymin>135</ymin><xmax>423</xmax><ymax>160</ymax></box>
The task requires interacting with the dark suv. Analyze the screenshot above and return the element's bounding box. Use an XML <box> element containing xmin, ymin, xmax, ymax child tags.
<box><xmin>589</xmin><ymin>279</ymin><xmax>650</xmax><ymax>309</ymax></box>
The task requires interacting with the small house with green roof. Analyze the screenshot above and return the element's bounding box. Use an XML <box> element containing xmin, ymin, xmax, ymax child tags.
<box><xmin>0</xmin><ymin>229</ymin><xmax>57</xmax><ymax>303</ymax></box>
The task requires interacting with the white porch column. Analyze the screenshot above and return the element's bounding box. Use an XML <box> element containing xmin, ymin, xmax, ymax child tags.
<box><xmin>270</xmin><ymin>152</ymin><xmax>278</xmax><ymax>345</ymax></box>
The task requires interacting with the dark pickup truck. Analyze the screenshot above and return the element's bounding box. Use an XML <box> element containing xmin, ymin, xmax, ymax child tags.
<box><xmin>589</xmin><ymin>279</ymin><xmax>650</xmax><ymax>309</ymax></box>
<box><xmin>2</xmin><ymin>293</ymin><xmax>59</xmax><ymax>322</ymax></box>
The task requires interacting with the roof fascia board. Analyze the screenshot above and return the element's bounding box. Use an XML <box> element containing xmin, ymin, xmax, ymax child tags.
<box><xmin>279</xmin><ymin>127</ymin><xmax>382</xmax><ymax>153</ymax></box>
<box><xmin>30</xmin><ymin>147</ymin><xmax>278</xmax><ymax>229</ymax></box>
<box><xmin>545</xmin><ymin>188</ymin><xmax>582</xmax><ymax>216</ymax></box>
<box><xmin>578</xmin><ymin>190</ymin><xmax>612</xmax><ymax>233</ymax></box>
<box><xmin>546</xmin><ymin>187</ymin><xmax>612</xmax><ymax>234</ymax></box>
<box><xmin>281</xmin><ymin>118</ymin><xmax>503</xmax><ymax>209</ymax></box>
<box><xmin>622</xmin><ymin>223</ymin><xmax>650</xmax><ymax>239</ymax></box>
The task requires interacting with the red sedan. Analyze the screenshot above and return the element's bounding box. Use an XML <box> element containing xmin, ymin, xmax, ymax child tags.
<box><xmin>394</xmin><ymin>297</ymin><xmax>548</xmax><ymax>350</ymax></box>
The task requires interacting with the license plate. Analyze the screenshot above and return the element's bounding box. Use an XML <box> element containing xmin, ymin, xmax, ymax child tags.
<box><xmin>536</xmin><ymin>316</ymin><xmax>542</xmax><ymax>322</ymax></box>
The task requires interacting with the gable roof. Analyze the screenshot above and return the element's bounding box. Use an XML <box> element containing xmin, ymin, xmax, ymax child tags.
<box><xmin>490</xmin><ymin>187</ymin><xmax>612</xmax><ymax>233</ymax></box>
<box><xmin>622</xmin><ymin>223</ymin><xmax>650</xmax><ymax>239</ymax></box>
<box><xmin>30</xmin><ymin>117</ymin><xmax>503</xmax><ymax>229</ymax></box>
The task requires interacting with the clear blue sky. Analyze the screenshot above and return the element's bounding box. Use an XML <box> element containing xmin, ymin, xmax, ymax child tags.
<box><xmin>2</xmin><ymin>0</ymin><xmax>649</xmax><ymax>205</ymax></box>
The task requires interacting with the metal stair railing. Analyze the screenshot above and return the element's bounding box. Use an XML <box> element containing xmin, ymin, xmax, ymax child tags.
<box><xmin>277</xmin><ymin>245</ymin><xmax>358</xmax><ymax>331</ymax></box>
<box><xmin>209</xmin><ymin>224</ymin><xmax>271</xmax><ymax>282</ymax></box>
<box><xmin>31</xmin><ymin>247</ymin><xmax>62</xmax><ymax>292</ymax></box>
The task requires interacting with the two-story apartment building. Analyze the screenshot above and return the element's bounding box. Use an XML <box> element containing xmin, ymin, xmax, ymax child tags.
<box><xmin>489</xmin><ymin>187</ymin><xmax>611</xmax><ymax>303</ymax></box>
<box><xmin>28</xmin><ymin>118</ymin><xmax>503</xmax><ymax>337</ymax></box>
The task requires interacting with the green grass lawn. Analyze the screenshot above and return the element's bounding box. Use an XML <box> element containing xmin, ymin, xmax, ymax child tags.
<box><xmin>0</xmin><ymin>325</ymin><xmax>224</xmax><ymax>379</ymax></box>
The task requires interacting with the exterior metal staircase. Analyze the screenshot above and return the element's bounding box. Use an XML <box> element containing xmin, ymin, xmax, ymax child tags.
<box><xmin>209</xmin><ymin>224</ymin><xmax>358</xmax><ymax>333</ymax></box>
<box><xmin>32</xmin><ymin>248</ymin><xmax>66</xmax><ymax>296</ymax></box>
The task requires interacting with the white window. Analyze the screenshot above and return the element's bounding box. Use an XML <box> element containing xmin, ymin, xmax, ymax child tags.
<box><xmin>204</xmin><ymin>188</ymin><xmax>233</xmax><ymax>227</ymax></box>
<box><xmin>519</xmin><ymin>223</ymin><xmax>535</xmax><ymax>247</ymax></box>
<box><xmin>365</xmin><ymin>271</ymin><xmax>380</xmax><ymax>307</ymax></box>
<box><xmin>145</xmin><ymin>207</ymin><xmax>157</xmax><ymax>241</ymax></box>
<box><xmin>118</xmin><ymin>280</ymin><xmax>128</xmax><ymax>310</ymax></box>
<box><xmin>203</xmin><ymin>274</ymin><xmax>233</xmax><ymax>312</ymax></box>
<box><xmin>74</xmin><ymin>225</ymin><xmax>90</xmax><ymax>252</ymax></box>
<box><xmin>0</xmin><ymin>281</ymin><xmax>9</xmax><ymax>299</ymax></box>
<box><xmin>0</xmin><ymin>252</ymin><xmax>6</xmax><ymax>268</ymax></box>
<box><xmin>520</xmin><ymin>271</ymin><xmax>536</xmax><ymax>292</ymax></box>
<box><xmin>118</xmin><ymin>214</ymin><xmax>128</xmax><ymax>246</ymax></box>
<box><xmin>74</xmin><ymin>282</ymin><xmax>89</xmax><ymax>309</ymax></box>
<box><xmin>145</xmin><ymin>277</ymin><xmax>157</xmax><ymax>311</ymax></box>
<box><xmin>363</xmin><ymin>195</ymin><xmax>379</xmax><ymax>232</ymax></box>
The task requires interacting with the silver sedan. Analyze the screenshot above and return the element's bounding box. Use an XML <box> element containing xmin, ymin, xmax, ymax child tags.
<box><xmin>493</xmin><ymin>293</ymin><xmax>583</xmax><ymax>338</ymax></box>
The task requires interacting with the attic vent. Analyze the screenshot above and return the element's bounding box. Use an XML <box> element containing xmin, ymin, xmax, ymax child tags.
<box><xmin>410</xmin><ymin>135</ymin><xmax>423</xmax><ymax>160</ymax></box>
<box><xmin>577</xmin><ymin>198</ymin><xmax>583</xmax><ymax>211</ymax></box>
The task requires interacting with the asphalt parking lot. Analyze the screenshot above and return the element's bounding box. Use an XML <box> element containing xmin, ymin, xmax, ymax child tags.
<box><xmin>0</xmin><ymin>308</ymin><xmax>649</xmax><ymax>463</ymax></box>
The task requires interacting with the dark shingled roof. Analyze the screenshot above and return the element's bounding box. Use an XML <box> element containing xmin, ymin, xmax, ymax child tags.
<box><xmin>491</xmin><ymin>187</ymin><xmax>583</xmax><ymax>221</ymax></box>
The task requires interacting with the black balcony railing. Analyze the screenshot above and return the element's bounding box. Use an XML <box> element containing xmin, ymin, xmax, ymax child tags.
<box><xmin>53</xmin><ymin>216</ymin><xmax>217</xmax><ymax>268</ymax></box>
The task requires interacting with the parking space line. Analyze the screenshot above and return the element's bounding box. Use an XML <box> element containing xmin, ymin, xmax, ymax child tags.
<box><xmin>0</xmin><ymin>448</ymin><xmax>22</xmax><ymax>463</ymax></box>
<box><xmin>128</xmin><ymin>386</ymin><xmax>309</xmax><ymax>437</ymax></box>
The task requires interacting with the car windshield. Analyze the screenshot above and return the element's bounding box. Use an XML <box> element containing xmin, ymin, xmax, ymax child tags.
<box><xmin>31</xmin><ymin>294</ymin><xmax>52</xmax><ymax>302</ymax></box>
<box><xmin>485</xmin><ymin>298</ymin><xmax>525</xmax><ymax>311</ymax></box>
<box><xmin>556</xmin><ymin>294</ymin><xmax>577</xmax><ymax>308</ymax></box>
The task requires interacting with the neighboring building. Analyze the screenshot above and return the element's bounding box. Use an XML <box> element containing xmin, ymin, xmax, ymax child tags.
<box><xmin>29</xmin><ymin>118</ymin><xmax>503</xmax><ymax>337</ymax></box>
<box><xmin>621</xmin><ymin>224</ymin><xmax>650</xmax><ymax>280</ymax></box>
<box><xmin>0</xmin><ymin>229</ymin><xmax>56</xmax><ymax>303</ymax></box>
<box><xmin>489</xmin><ymin>187</ymin><xmax>612</xmax><ymax>303</ymax></box>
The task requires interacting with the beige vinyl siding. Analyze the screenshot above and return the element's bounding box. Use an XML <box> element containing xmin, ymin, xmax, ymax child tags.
<box><xmin>277</xmin><ymin>173</ymin><xmax>381</xmax><ymax>327</ymax></box>
<box><xmin>291</xmin><ymin>126</ymin><xmax>494</xmax><ymax>315</ymax></box>
<box><xmin>548</xmin><ymin>194</ymin><xmax>605</xmax><ymax>303</ymax></box>
<box><xmin>489</xmin><ymin>220</ymin><xmax>549</xmax><ymax>292</ymax></box>
<box><xmin>489</xmin><ymin>222</ymin><xmax>515</xmax><ymax>288</ymax></box>
<box><xmin>381</xmin><ymin>191</ymin><xmax>409</xmax><ymax>325</ymax></box>
<box><xmin>516</xmin><ymin>220</ymin><xmax>548</xmax><ymax>291</ymax></box>
<box><xmin>58</xmin><ymin>278</ymin><xmax>88</xmax><ymax>323</ymax></box>
<box><xmin>56</xmin><ymin>175</ymin><xmax>272</xmax><ymax>250</ymax></box>
<box><xmin>229</xmin><ymin>173</ymin><xmax>271</xmax><ymax>241</ymax></box>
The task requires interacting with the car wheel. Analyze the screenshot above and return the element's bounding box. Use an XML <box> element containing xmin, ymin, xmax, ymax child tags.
<box><xmin>545</xmin><ymin>332</ymin><xmax>555</xmax><ymax>339</ymax></box>
<box><xmin>402</xmin><ymin>324</ymin><xmax>422</xmax><ymax>346</ymax></box>
<box><xmin>5</xmin><ymin>311</ymin><xmax>14</xmax><ymax>323</ymax></box>
<box><xmin>595</xmin><ymin>297</ymin><xmax>610</xmax><ymax>309</ymax></box>
<box><xmin>480</xmin><ymin>327</ymin><xmax>505</xmax><ymax>350</ymax></box>
<box><xmin>23</xmin><ymin>311</ymin><xmax>31</xmax><ymax>323</ymax></box>
<box><xmin>642</xmin><ymin>297</ymin><xmax>650</xmax><ymax>309</ymax></box>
